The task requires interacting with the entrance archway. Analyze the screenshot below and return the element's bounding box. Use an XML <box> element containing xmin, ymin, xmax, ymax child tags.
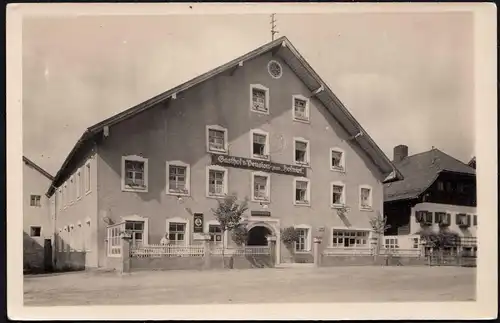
<box><xmin>247</xmin><ymin>225</ymin><xmax>272</xmax><ymax>246</ymax></box>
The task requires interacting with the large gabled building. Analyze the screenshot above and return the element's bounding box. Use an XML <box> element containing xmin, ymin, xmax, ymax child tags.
<box><xmin>383</xmin><ymin>145</ymin><xmax>477</xmax><ymax>254</ymax></box>
<box><xmin>46</xmin><ymin>36</ymin><xmax>403</xmax><ymax>269</ymax></box>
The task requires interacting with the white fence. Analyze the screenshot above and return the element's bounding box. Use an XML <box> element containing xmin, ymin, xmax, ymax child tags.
<box><xmin>131</xmin><ymin>244</ymin><xmax>205</xmax><ymax>258</ymax></box>
<box><xmin>322</xmin><ymin>247</ymin><xmax>373</xmax><ymax>256</ymax></box>
<box><xmin>210</xmin><ymin>246</ymin><xmax>270</xmax><ymax>256</ymax></box>
<box><xmin>379</xmin><ymin>248</ymin><xmax>422</xmax><ymax>257</ymax></box>
<box><xmin>130</xmin><ymin>244</ymin><xmax>271</xmax><ymax>258</ymax></box>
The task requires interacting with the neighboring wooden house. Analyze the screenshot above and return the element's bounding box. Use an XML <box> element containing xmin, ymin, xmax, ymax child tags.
<box><xmin>383</xmin><ymin>145</ymin><xmax>477</xmax><ymax>254</ymax></box>
<box><xmin>23</xmin><ymin>156</ymin><xmax>54</xmax><ymax>271</ymax></box>
<box><xmin>45</xmin><ymin>36</ymin><xmax>403</xmax><ymax>270</ymax></box>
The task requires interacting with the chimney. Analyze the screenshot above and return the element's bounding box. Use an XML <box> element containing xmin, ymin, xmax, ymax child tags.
<box><xmin>393</xmin><ymin>145</ymin><xmax>408</xmax><ymax>162</ymax></box>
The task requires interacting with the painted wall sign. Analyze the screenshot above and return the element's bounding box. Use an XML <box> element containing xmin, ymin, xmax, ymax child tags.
<box><xmin>193</xmin><ymin>213</ymin><xmax>204</xmax><ymax>233</ymax></box>
<box><xmin>211</xmin><ymin>154</ymin><xmax>307</xmax><ymax>177</ymax></box>
<box><xmin>251</xmin><ymin>211</ymin><xmax>271</xmax><ymax>217</ymax></box>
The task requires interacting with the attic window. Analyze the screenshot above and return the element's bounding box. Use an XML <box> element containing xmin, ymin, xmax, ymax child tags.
<box><xmin>267</xmin><ymin>60</ymin><xmax>282</xmax><ymax>79</ymax></box>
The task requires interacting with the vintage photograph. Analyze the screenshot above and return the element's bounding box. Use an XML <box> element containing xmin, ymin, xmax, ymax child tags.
<box><xmin>9</xmin><ymin>3</ymin><xmax>496</xmax><ymax>320</ymax></box>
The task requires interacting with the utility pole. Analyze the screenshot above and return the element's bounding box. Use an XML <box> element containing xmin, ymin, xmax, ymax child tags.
<box><xmin>270</xmin><ymin>13</ymin><xmax>279</xmax><ymax>41</ymax></box>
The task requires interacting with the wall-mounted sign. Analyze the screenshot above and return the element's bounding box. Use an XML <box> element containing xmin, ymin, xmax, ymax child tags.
<box><xmin>251</xmin><ymin>211</ymin><xmax>271</xmax><ymax>217</ymax></box>
<box><xmin>211</xmin><ymin>154</ymin><xmax>307</xmax><ymax>177</ymax></box>
<box><xmin>193</xmin><ymin>213</ymin><xmax>204</xmax><ymax>233</ymax></box>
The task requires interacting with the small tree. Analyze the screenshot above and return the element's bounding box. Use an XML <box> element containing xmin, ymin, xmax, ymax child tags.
<box><xmin>281</xmin><ymin>226</ymin><xmax>300</xmax><ymax>250</ymax></box>
<box><xmin>211</xmin><ymin>194</ymin><xmax>249</xmax><ymax>268</ymax></box>
<box><xmin>369</xmin><ymin>212</ymin><xmax>391</xmax><ymax>256</ymax></box>
<box><xmin>231</xmin><ymin>224</ymin><xmax>249</xmax><ymax>247</ymax></box>
<box><xmin>418</xmin><ymin>228</ymin><xmax>460</xmax><ymax>260</ymax></box>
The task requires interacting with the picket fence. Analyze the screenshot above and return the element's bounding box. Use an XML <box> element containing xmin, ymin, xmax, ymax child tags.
<box><xmin>322</xmin><ymin>247</ymin><xmax>423</xmax><ymax>257</ymax></box>
<box><xmin>130</xmin><ymin>244</ymin><xmax>271</xmax><ymax>258</ymax></box>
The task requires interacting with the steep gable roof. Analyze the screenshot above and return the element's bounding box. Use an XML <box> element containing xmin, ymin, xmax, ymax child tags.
<box><xmin>46</xmin><ymin>36</ymin><xmax>403</xmax><ymax>197</ymax></box>
<box><xmin>23</xmin><ymin>156</ymin><xmax>54</xmax><ymax>181</ymax></box>
<box><xmin>384</xmin><ymin>148</ymin><xmax>475</xmax><ymax>202</ymax></box>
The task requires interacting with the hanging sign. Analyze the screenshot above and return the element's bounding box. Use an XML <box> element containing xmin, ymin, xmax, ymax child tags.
<box><xmin>193</xmin><ymin>213</ymin><xmax>204</xmax><ymax>233</ymax></box>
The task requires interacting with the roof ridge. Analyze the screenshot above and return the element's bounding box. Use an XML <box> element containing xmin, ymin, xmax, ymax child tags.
<box><xmin>433</xmin><ymin>148</ymin><xmax>476</xmax><ymax>171</ymax></box>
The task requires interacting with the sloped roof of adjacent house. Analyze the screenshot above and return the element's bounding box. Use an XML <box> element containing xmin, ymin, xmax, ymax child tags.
<box><xmin>468</xmin><ymin>156</ymin><xmax>476</xmax><ymax>169</ymax></box>
<box><xmin>384</xmin><ymin>148</ymin><xmax>476</xmax><ymax>202</ymax></box>
<box><xmin>23</xmin><ymin>156</ymin><xmax>54</xmax><ymax>181</ymax></box>
<box><xmin>46</xmin><ymin>35</ymin><xmax>404</xmax><ymax>197</ymax></box>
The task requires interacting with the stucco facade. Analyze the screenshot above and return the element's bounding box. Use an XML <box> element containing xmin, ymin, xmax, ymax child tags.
<box><xmin>92</xmin><ymin>52</ymin><xmax>386</xmax><ymax>265</ymax></box>
<box><xmin>23</xmin><ymin>158</ymin><xmax>53</xmax><ymax>268</ymax></box>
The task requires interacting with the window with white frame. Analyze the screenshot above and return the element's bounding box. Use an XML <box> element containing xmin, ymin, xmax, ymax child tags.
<box><xmin>76</xmin><ymin>169</ymin><xmax>81</xmax><ymax>199</ymax></box>
<box><xmin>30</xmin><ymin>195</ymin><xmax>41</xmax><ymax>207</ymax></box>
<box><xmin>250</xmin><ymin>84</ymin><xmax>269</xmax><ymax>114</ymax></box>
<box><xmin>294</xmin><ymin>178</ymin><xmax>310</xmax><ymax>206</ymax></box>
<box><xmin>206</xmin><ymin>166</ymin><xmax>228</xmax><ymax>197</ymax></box>
<box><xmin>331</xmin><ymin>182</ymin><xmax>346</xmax><ymax>207</ymax></box>
<box><xmin>251</xmin><ymin>129</ymin><xmax>269</xmax><ymax>160</ymax></box>
<box><xmin>166</xmin><ymin>161</ymin><xmax>190</xmax><ymax>195</ymax></box>
<box><xmin>294</xmin><ymin>138</ymin><xmax>310</xmax><ymax>166</ymax></box>
<box><xmin>252</xmin><ymin>172</ymin><xmax>270</xmax><ymax>202</ymax></box>
<box><xmin>294</xmin><ymin>226</ymin><xmax>311</xmax><ymax>252</ymax></box>
<box><xmin>168</xmin><ymin>222</ymin><xmax>186</xmax><ymax>245</ymax></box>
<box><xmin>107</xmin><ymin>225</ymin><xmax>121</xmax><ymax>256</ymax></box>
<box><xmin>122</xmin><ymin>156</ymin><xmax>148</xmax><ymax>192</ymax></box>
<box><xmin>208</xmin><ymin>224</ymin><xmax>223</xmax><ymax>246</ymax></box>
<box><xmin>330</xmin><ymin>148</ymin><xmax>345</xmax><ymax>171</ymax></box>
<box><xmin>125</xmin><ymin>221</ymin><xmax>144</xmax><ymax>247</ymax></box>
<box><xmin>292</xmin><ymin>95</ymin><xmax>310</xmax><ymax>122</ymax></box>
<box><xmin>206</xmin><ymin>125</ymin><xmax>228</xmax><ymax>153</ymax></box>
<box><xmin>85</xmin><ymin>162</ymin><xmax>91</xmax><ymax>193</ymax></box>
<box><xmin>385</xmin><ymin>237</ymin><xmax>399</xmax><ymax>249</ymax></box>
<box><xmin>30</xmin><ymin>226</ymin><xmax>42</xmax><ymax>237</ymax></box>
<box><xmin>332</xmin><ymin>230</ymin><xmax>369</xmax><ymax>248</ymax></box>
<box><xmin>359</xmin><ymin>185</ymin><xmax>373</xmax><ymax>210</ymax></box>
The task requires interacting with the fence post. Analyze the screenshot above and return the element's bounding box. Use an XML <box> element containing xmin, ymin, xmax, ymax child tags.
<box><xmin>200</xmin><ymin>234</ymin><xmax>211</xmax><ymax>270</ymax></box>
<box><xmin>120</xmin><ymin>234</ymin><xmax>132</xmax><ymax>274</ymax></box>
<box><xmin>267</xmin><ymin>235</ymin><xmax>277</xmax><ymax>267</ymax></box>
<box><xmin>313</xmin><ymin>237</ymin><xmax>322</xmax><ymax>268</ymax></box>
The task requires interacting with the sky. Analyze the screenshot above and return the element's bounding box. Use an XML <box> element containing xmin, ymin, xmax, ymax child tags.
<box><xmin>22</xmin><ymin>11</ymin><xmax>475</xmax><ymax>176</ymax></box>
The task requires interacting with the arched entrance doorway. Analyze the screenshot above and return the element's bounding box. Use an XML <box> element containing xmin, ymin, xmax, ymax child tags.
<box><xmin>247</xmin><ymin>225</ymin><xmax>272</xmax><ymax>246</ymax></box>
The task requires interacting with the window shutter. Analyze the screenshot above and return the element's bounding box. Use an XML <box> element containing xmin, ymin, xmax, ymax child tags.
<box><xmin>467</xmin><ymin>214</ymin><xmax>471</xmax><ymax>226</ymax></box>
<box><xmin>447</xmin><ymin>213</ymin><xmax>451</xmax><ymax>225</ymax></box>
<box><xmin>473</xmin><ymin>215</ymin><xmax>477</xmax><ymax>226</ymax></box>
<box><xmin>415</xmin><ymin>211</ymin><xmax>422</xmax><ymax>222</ymax></box>
<box><xmin>455</xmin><ymin>213</ymin><xmax>459</xmax><ymax>224</ymax></box>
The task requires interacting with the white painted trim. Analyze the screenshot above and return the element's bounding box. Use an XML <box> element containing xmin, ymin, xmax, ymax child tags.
<box><xmin>204</xmin><ymin>219</ymin><xmax>229</xmax><ymax>248</ymax></box>
<box><xmin>244</xmin><ymin>218</ymin><xmax>281</xmax><ymax>265</ymax></box>
<box><xmin>121</xmin><ymin>155</ymin><xmax>149</xmax><ymax>193</ymax></box>
<box><xmin>328</xmin><ymin>227</ymin><xmax>372</xmax><ymax>248</ymax></box>
<box><xmin>250</xmin><ymin>128</ymin><xmax>270</xmax><ymax>160</ymax></box>
<box><xmin>121</xmin><ymin>214</ymin><xmax>150</xmax><ymax>245</ymax></box>
<box><xmin>165</xmin><ymin>160</ymin><xmax>191</xmax><ymax>196</ymax></box>
<box><xmin>206</xmin><ymin>165</ymin><xmax>229</xmax><ymax>199</ymax></box>
<box><xmin>330</xmin><ymin>181</ymin><xmax>346</xmax><ymax>208</ymax></box>
<box><xmin>267</xmin><ymin>60</ymin><xmax>283</xmax><ymax>79</ymax></box>
<box><xmin>29</xmin><ymin>225</ymin><xmax>42</xmax><ymax>237</ymax></box>
<box><xmin>293</xmin><ymin>177</ymin><xmax>311</xmax><ymax>207</ymax></box>
<box><xmin>206</xmin><ymin>124</ymin><xmax>229</xmax><ymax>154</ymax></box>
<box><xmin>292</xmin><ymin>94</ymin><xmax>310</xmax><ymax>123</ymax></box>
<box><xmin>359</xmin><ymin>184</ymin><xmax>374</xmax><ymax>211</ymax></box>
<box><xmin>330</xmin><ymin>147</ymin><xmax>346</xmax><ymax>173</ymax></box>
<box><xmin>251</xmin><ymin>171</ymin><xmax>271</xmax><ymax>203</ymax></box>
<box><xmin>294</xmin><ymin>224</ymin><xmax>312</xmax><ymax>252</ymax></box>
<box><xmin>250</xmin><ymin>84</ymin><xmax>270</xmax><ymax>115</ymax></box>
<box><xmin>166</xmin><ymin>217</ymin><xmax>190</xmax><ymax>246</ymax></box>
<box><xmin>293</xmin><ymin>137</ymin><xmax>310</xmax><ymax>167</ymax></box>
<box><xmin>84</xmin><ymin>160</ymin><xmax>92</xmax><ymax>195</ymax></box>
<box><xmin>76</xmin><ymin>168</ymin><xmax>82</xmax><ymax>200</ymax></box>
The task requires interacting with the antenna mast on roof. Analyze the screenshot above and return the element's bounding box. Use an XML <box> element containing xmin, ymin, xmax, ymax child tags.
<box><xmin>270</xmin><ymin>13</ymin><xmax>279</xmax><ymax>41</ymax></box>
